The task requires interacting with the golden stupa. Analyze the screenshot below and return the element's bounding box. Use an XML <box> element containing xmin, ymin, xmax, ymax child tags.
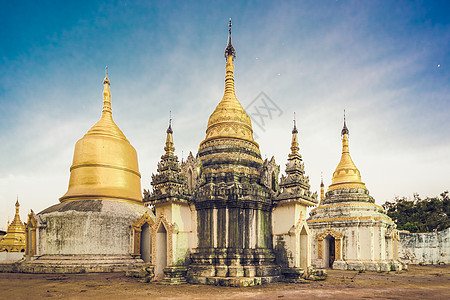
<box><xmin>60</xmin><ymin>70</ymin><xmax>142</xmax><ymax>204</ymax></box>
<box><xmin>0</xmin><ymin>200</ymin><xmax>26</xmax><ymax>252</ymax></box>
<box><xmin>327</xmin><ymin>115</ymin><xmax>367</xmax><ymax>192</ymax></box>
<box><xmin>200</xmin><ymin>20</ymin><xmax>258</xmax><ymax>149</ymax></box>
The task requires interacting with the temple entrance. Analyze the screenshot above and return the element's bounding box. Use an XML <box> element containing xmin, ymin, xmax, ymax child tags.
<box><xmin>140</xmin><ymin>223</ymin><xmax>151</xmax><ymax>263</ymax></box>
<box><xmin>324</xmin><ymin>235</ymin><xmax>335</xmax><ymax>268</ymax></box>
<box><xmin>155</xmin><ymin>223</ymin><xmax>167</xmax><ymax>280</ymax></box>
<box><xmin>299</xmin><ymin>226</ymin><xmax>308</xmax><ymax>270</ymax></box>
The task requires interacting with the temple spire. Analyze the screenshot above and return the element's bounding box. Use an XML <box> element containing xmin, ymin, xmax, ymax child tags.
<box><xmin>102</xmin><ymin>66</ymin><xmax>112</xmax><ymax>114</ymax></box>
<box><xmin>341</xmin><ymin>109</ymin><xmax>349</xmax><ymax>136</ymax></box>
<box><xmin>289</xmin><ymin>113</ymin><xmax>300</xmax><ymax>160</ymax></box>
<box><xmin>164</xmin><ymin>114</ymin><xmax>175</xmax><ymax>155</ymax></box>
<box><xmin>292</xmin><ymin>112</ymin><xmax>298</xmax><ymax>134</ymax></box>
<box><xmin>328</xmin><ymin>112</ymin><xmax>367</xmax><ymax>192</ymax></box>
<box><xmin>224</xmin><ymin>18</ymin><xmax>236</xmax><ymax>60</ymax></box>
<box><xmin>320</xmin><ymin>173</ymin><xmax>324</xmax><ymax>204</ymax></box>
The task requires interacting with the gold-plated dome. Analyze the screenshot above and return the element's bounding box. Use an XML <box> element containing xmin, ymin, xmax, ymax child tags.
<box><xmin>200</xmin><ymin>20</ymin><xmax>257</xmax><ymax>149</ymax></box>
<box><xmin>0</xmin><ymin>200</ymin><xmax>26</xmax><ymax>252</ymax></box>
<box><xmin>328</xmin><ymin>117</ymin><xmax>366</xmax><ymax>192</ymax></box>
<box><xmin>60</xmin><ymin>72</ymin><xmax>142</xmax><ymax>204</ymax></box>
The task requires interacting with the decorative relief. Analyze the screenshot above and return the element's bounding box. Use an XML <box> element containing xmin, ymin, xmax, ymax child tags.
<box><xmin>317</xmin><ymin>229</ymin><xmax>344</xmax><ymax>240</ymax></box>
<box><xmin>260</xmin><ymin>156</ymin><xmax>280</xmax><ymax>192</ymax></box>
<box><xmin>317</xmin><ymin>229</ymin><xmax>344</xmax><ymax>261</ymax></box>
<box><xmin>308</xmin><ymin>215</ymin><xmax>394</xmax><ymax>224</ymax></box>
<box><xmin>199</xmin><ymin>137</ymin><xmax>259</xmax><ymax>152</ymax></box>
<box><xmin>318</xmin><ymin>239</ymin><xmax>324</xmax><ymax>259</ymax></box>
<box><xmin>132</xmin><ymin>212</ymin><xmax>155</xmax><ymax>257</ymax></box>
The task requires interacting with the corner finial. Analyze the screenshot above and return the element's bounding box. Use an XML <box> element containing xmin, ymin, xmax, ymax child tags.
<box><xmin>167</xmin><ymin>110</ymin><xmax>173</xmax><ymax>134</ymax></box>
<box><xmin>225</xmin><ymin>18</ymin><xmax>236</xmax><ymax>60</ymax></box>
<box><xmin>292</xmin><ymin>112</ymin><xmax>298</xmax><ymax>134</ymax></box>
<box><xmin>341</xmin><ymin>109</ymin><xmax>349</xmax><ymax>136</ymax></box>
<box><xmin>320</xmin><ymin>172</ymin><xmax>324</xmax><ymax>187</ymax></box>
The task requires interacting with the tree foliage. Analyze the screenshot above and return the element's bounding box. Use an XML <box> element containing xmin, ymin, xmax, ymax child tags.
<box><xmin>382</xmin><ymin>191</ymin><xmax>449</xmax><ymax>233</ymax></box>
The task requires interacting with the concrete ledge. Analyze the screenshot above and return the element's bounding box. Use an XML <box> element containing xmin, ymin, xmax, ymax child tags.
<box><xmin>1</xmin><ymin>255</ymin><xmax>144</xmax><ymax>274</ymax></box>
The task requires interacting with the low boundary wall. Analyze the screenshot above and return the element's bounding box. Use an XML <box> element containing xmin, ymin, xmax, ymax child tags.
<box><xmin>399</xmin><ymin>228</ymin><xmax>449</xmax><ymax>265</ymax></box>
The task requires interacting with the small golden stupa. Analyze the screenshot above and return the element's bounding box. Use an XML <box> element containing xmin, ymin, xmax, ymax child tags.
<box><xmin>0</xmin><ymin>200</ymin><xmax>26</xmax><ymax>252</ymax></box>
<box><xmin>60</xmin><ymin>69</ymin><xmax>142</xmax><ymax>204</ymax></box>
<box><xmin>327</xmin><ymin>113</ymin><xmax>366</xmax><ymax>192</ymax></box>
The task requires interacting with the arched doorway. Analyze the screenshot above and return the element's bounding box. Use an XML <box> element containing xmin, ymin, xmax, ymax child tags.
<box><xmin>155</xmin><ymin>223</ymin><xmax>167</xmax><ymax>280</ymax></box>
<box><xmin>140</xmin><ymin>223</ymin><xmax>151</xmax><ymax>263</ymax></box>
<box><xmin>299</xmin><ymin>226</ymin><xmax>308</xmax><ymax>270</ymax></box>
<box><xmin>325</xmin><ymin>235</ymin><xmax>335</xmax><ymax>268</ymax></box>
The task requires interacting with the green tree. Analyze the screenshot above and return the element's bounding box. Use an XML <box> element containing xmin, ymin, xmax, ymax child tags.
<box><xmin>382</xmin><ymin>191</ymin><xmax>449</xmax><ymax>233</ymax></box>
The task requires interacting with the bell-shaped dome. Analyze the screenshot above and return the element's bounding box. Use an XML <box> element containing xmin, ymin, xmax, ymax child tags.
<box><xmin>328</xmin><ymin>118</ymin><xmax>367</xmax><ymax>192</ymax></box>
<box><xmin>59</xmin><ymin>74</ymin><xmax>142</xmax><ymax>204</ymax></box>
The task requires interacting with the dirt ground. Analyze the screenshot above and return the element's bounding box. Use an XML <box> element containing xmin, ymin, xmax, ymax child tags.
<box><xmin>0</xmin><ymin>265</ymin><xmax>448</xmax><ymax>300</ymax></box>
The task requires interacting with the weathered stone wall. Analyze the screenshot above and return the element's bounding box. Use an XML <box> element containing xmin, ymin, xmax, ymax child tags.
<box><xmin>398</xmin><ymin>228</ymin><xmax>450</xmax><ymax>265</ymax></box>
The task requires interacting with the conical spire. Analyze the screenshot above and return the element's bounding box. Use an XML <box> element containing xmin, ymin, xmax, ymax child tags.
<box><xmin>102</xmin><ymin>66</ymin><xmax>112</xmax><ymax>114</ymax></box>
<box><xmin>201</xmin><ymin>19</ymin><xmax>256</xmax><ymax>147</ymax></box>
<box><xmin>10</xmin><ymin>198</ymin><xmax>23</xmax><ymax>229</ymax></box>
<box><xmin>276</xmin><ymin>121</ymin><xmax>318</xmax><ymax>206</ymax></box>
<box><xmin>328</xmin><ymin>113</ymin><xmax>366</xmax><ymax>192</ymax></box>
<box><xmin>145</xmin><ymin>118</ymin><xmax>191</xmax><ymax>205</ymax></box>
<box><xmin>164</xmin><ymin>114</ymin><xmax>175</xmax><ymax>155</ymax></box>
<box><xmin>84</xmin><ymin>68</ymin><xmax>127</xmax><ymax>140</ymax></box>
<box><xmin>289</xmin><ymin>113</ymin><xmax>301</xmax><ymax>160</ymax></box>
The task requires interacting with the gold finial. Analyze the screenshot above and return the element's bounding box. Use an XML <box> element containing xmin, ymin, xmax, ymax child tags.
<box><xmin>102</xmin><ymin>67</ymin><xmax>112</xmax><ymax>114</ymax></box>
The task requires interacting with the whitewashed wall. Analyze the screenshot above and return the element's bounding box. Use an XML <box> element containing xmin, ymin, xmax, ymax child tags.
<box><xmin>399</xmin><ymin>228</ymin><xmax>450</xmax><ymax>265</ymax></box>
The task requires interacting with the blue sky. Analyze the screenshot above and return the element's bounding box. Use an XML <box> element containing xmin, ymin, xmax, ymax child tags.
<box><xmin>0</xmin><ymin>0</ymin><xmax>449</xmax><ymax>227</ymax></box>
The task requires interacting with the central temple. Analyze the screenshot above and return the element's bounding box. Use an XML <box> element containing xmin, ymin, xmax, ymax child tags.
<box><xmin>144</xmin><ymin>20</ymin><xmax>318</xmax><ymax>285</ymax></box>
<box><xmin>191</xmin><ymin>20</ymin><xmax>279</xmax><ymax>281</ymax></box>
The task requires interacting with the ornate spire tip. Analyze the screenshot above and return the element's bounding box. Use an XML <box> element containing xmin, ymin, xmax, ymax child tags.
<box><xmin>167</xmin><ymin>111</ymin><xmax>173</xmax><ymax>134</ymax></box>
<box><xmin>341</xmin><ymin>109</ymin><xmax>349</xmax><ymax>136</ymax></box>
<box><xmin>292</xmin><ymin>112</ymin><xmax>298</xmax><ymax>134</ymax></box>
<box><xmin>103</xmin><ymin>66</ymin><xmax>110</xmax><ymax>85</ymax></box>
<box><xmin>225</xmin><ymin>18</ymin><xmax>236</xmax><ymax>60</ymax></box>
